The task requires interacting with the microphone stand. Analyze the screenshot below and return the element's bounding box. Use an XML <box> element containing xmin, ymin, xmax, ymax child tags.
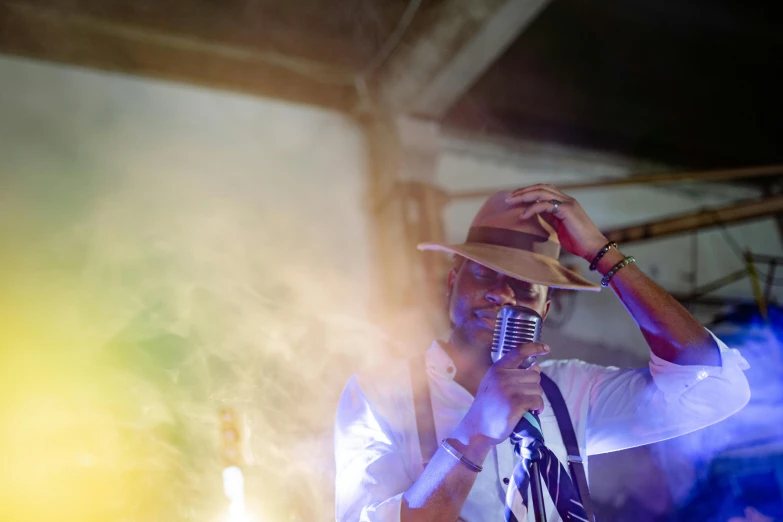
<box><xmin>519</xmin><ymin>362</ymin><xmax>546</xmax><ymax>522</ymax></box>
<box><xmin>511</xmin><ymin>409</ymin><xmax>547</xmax><ymax>522</ymax></box>
<box><xmin>527</xmin><ymin>414</ymin><xmax>547</xmax><ymax>522</ymax></box>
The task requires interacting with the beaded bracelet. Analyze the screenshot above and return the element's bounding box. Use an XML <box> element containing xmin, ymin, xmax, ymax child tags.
<box><xmin>601</xmin><ymin>256</ymin><xmax>635</xmax><ymax>287</ymax></box>
<box><xmin>589</xmin><ymin>241</ymin><xmax>617</xmax><ymax>271</ymax></box>
<box><xmin>441</xmin><ymin>439</ymin><xmax>483</xmax><ymax>472</ymax></box>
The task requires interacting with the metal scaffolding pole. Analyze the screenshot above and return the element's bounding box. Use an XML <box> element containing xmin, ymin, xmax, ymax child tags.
<box><xmin>447</xmin><ymin>164</ymin><xmax>783</xmax><ymax>201</ymax></box>
<box><xmin>603</xmin><ymin>194</ymin><xmax>783</xmax><ymax>244</ymax></box>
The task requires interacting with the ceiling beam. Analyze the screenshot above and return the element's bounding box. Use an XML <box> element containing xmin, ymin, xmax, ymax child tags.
<box><xmin>603</xmin><ymin>193</ymin><xmax>783</xmax><ymax>244</ymax></box>
<box><xmin>448</xmin><ymin>164</ymin><xmax>783</xmax><ymax>200</ymax></box>
<box><xmin>0</xmin><ymin>1</ymin><xmax>357</xmax><ymax>111</ymax></box>
<box><xmin>3</xmin><ymin>0</ymin><xmax>381</xmax><ymax>70</ymax></box>
<box><xmin>376</xmin><ymin>0</ymin><xmax>551</xmax><ymax>119</ymax></box>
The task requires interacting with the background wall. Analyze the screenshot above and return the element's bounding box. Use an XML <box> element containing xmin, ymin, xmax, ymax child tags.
<box><xmin>0</xmin><ymin>55</ymin><xmax>387</xmax><ymax>522</ymax></box>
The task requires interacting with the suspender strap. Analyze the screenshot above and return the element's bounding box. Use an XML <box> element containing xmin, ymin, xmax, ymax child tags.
<box><xmin>540</xmin><ymin>373</ymin><xmax>596</xmax><ymax>522</ymax></box>
<box><xmin>409</xmin><ymin>355</ymin><xmax>438</xmax><ymax>467</ymax></box>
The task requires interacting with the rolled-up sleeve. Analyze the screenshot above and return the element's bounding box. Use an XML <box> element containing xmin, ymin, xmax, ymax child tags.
<box><xmin>586</xmin><ymin>329</ymin><xmax>751</xmax><ymax>455</ymax></box>
<box><xmin>335</xmin><ymin>375</ymin><xmax>411</xmax><ymax>522</ymax></box>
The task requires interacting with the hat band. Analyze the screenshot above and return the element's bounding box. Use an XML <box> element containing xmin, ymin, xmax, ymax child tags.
<box><xmin>466</xmin><ymin>226</ymin><xmax>560</xmax><ymax>259</ymax></box>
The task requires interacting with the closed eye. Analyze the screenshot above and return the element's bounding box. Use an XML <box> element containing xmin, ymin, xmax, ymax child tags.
<box><xmin>509</xmin><ymin>281</ymin><xmax>542</xmax><ymax>298</ymax></box>
<box><xmin>472</xmin><ymin>267</ymin><xmax>497</xmax><ymax>281</ymax></box>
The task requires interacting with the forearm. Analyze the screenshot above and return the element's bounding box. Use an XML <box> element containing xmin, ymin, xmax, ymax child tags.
<box><xmin>401</xmin><ymin>424</ymin><xmax>492</xmax><ymax>522</ymax></box>
<box><xmin>593</xmin><ymin>247</ymin><xmax>721</xmax><ymax>366</ymax></box>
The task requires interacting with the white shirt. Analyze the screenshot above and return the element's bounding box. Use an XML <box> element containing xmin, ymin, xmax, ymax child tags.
<box><xmin>334</xmin><ymin>331</ymin><xmax>750</xmax><ymax>522</ymax></box>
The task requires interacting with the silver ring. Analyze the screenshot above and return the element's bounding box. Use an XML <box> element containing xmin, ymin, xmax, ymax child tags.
<box><xmin>550</xmin><ymin>199</ymin><xmax>562</xmax><ymax>214</ymax></box>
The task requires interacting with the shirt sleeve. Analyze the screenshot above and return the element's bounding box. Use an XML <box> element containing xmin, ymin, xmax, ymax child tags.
<box><xmin>334</xmin><ymin>374</ymin><xmax>412</xmax><ymax>522</ymax></box>
<box><xmin>585</xmin><ymin>329</ymin><xmax>751</xmax><ymax>455</ymax></box>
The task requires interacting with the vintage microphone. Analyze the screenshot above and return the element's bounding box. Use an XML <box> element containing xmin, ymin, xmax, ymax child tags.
<box><xmin>491</xmin><ymin>305</ymin><xmax>546</xmax><ymax>522</ymax></box>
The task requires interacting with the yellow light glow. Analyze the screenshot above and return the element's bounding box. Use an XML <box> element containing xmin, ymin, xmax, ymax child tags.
<box><xmin>0</xmin><ymin>169</ymin><xmax>395</xmax><ymax>522</ymax></box>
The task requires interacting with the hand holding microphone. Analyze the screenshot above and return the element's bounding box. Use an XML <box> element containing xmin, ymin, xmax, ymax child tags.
<box><xmin>458</xmin><ymin>342</ymin><xmax>549</xmax><ymax>445</ymax></box>
<box><xmin>455</xmin><ymin>305</ymin><xmax>550</xmax><ymax>445</ymax></box>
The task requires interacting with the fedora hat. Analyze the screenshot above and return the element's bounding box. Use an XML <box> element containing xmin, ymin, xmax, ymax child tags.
<box><xmin>418</xmin><ymin>190</ymin><xmax>600</xmax><ymax>291</ymax></box>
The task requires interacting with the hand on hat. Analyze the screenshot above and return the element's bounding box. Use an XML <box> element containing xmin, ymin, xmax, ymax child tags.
<box><xmin>506</xmin><ymin>184</ymin><xmax>608</xmax><ymax>261</ymax></box>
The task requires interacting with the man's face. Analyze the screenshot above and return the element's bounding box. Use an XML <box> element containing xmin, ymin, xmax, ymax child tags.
<box><xmin>447</xmin><ymin>259</ymin><xmax>551</xmax><ymax>347</ymax></box>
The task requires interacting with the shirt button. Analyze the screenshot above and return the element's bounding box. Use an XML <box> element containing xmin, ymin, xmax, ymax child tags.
<box><xmin>447</xmin><ymin>366</ymin><xmax>455</xmax><ymax>374</ymax></box>
<box><xmin>503</xmin><ymin>477</ymin><xmax>510</xmax><ymax>485</ymax></box>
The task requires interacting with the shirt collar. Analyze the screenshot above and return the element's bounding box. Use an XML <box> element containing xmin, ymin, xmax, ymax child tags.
<box><xmin>425</xmin><ymin>340</ymin><xmax>458</xmax><ymax>381</ymax></box>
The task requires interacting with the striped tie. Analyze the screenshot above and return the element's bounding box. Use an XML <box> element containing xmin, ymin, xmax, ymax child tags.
<box><xmin>504</xmin><ymin>412</ymin><xmax>590</xmax><ymax>522</ymax></box>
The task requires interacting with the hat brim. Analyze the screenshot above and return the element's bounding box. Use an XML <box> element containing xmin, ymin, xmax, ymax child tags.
<box><xmin>418</xmin><ymin>241</ymin><xmax>601</xmax><ymax>292</ymax></box>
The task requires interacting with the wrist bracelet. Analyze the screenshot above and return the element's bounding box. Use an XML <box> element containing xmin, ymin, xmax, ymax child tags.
<box><xmin>589</xmin><ymin>241</ymin><xmax>617</xmax><ymax>271</ymax></box>
<box><xmin>441</xmin><ymin>439</ymin><xmax>483</xmax><ymax>472</ymax></box>
<box><xmin>601</xmin><ymin>256</ymin><xmax>635</xmax><ymax>287</ymax></box>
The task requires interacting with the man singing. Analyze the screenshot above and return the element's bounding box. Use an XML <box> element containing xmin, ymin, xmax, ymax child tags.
<box><xmin>334</xmin><ymin>186</ymin><xmax>750</xmax><ymax>522</ymax></box>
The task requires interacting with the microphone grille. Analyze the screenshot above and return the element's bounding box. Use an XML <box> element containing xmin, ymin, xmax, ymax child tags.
<box><xmin>491</xmin><ymin>306</ymin><xmax>543</xmax><ymax>365</ymax></box>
